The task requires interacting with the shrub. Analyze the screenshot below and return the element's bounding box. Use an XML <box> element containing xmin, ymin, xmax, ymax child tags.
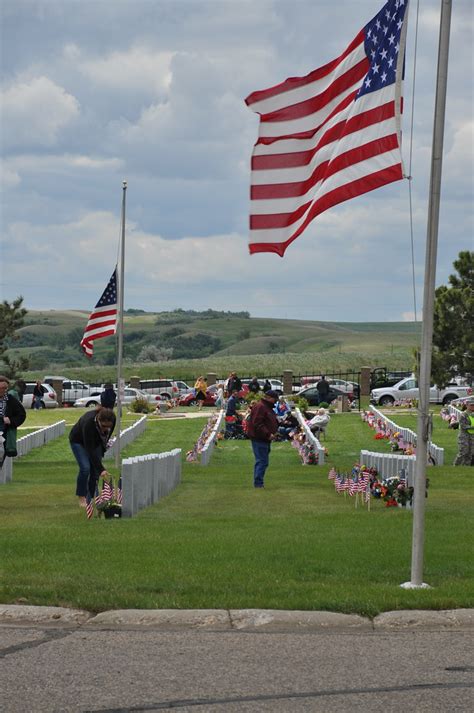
<box><xmin>294</xmin><ymin>396</ymin><xmax>309</xmax><ymax>412</ymax></box>
<box><xmin>129</xmin><ymin>397</ymin><xmax>153</xmax><ymax>414</ymax></box>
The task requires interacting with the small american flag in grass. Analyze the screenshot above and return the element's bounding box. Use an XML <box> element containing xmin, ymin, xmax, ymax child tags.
<box><xmin>102</xmin><ymin>479</ymin><xmax>114</xmax><ymax>502</ymax></box>
<box><xmin>115</xmin><ymin>477</ymin><xmax>123</xmax><ymax>505</ymax></box>
<box><xmin>85</xmin><ymin>493</ymin><xmax>94</xmax><ymax>520</ymax></box>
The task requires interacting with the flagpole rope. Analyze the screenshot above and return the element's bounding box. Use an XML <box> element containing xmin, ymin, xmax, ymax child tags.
<box><xmin>407</xmin><ymin>0</ymin><xmax>421</xmax><ymax>322</ymax></box>
<box><xmin>115</xmin><ymin>193</ymin><xmax>122</xmax><ymax>354</ymax></box>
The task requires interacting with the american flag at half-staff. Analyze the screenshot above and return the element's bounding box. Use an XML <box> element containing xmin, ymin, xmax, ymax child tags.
<box><xmin>245</xmin><ymin>0</ymin><xmax>408</xmax><ymax>257</ymax></box>
<box><xmin>80</xmin><ymin>268</ymin><xmax>118</xmax><ymax>358</ymax></box>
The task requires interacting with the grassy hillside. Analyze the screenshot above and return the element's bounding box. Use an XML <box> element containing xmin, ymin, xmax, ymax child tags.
<box><xmin>4</xmin><ymin>308</ymin><xmax>421</xmax><ymax>382</ymax></box>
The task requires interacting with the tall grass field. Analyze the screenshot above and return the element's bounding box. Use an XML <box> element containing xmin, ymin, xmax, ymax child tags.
<box><xmin>1</xmin><ymin>408</ymin><xmax>473</xmax><ymax>616</ymax></box>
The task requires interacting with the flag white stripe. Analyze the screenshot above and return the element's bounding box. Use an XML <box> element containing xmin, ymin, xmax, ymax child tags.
<box><xmin>83</xmin><ymin>323</ymin><xmax>117</xmax><ymax>340</ymax></box>
<box><xmin>251</xmin><ymin>85</ymin><xmax>398</xmax><ymax>156</ymax></box>
<box><xmin>249</xmin><ymin>151</ymin><xmax>401</xmax><ymax>245</ymax></box>
<box><xmin>257</xmin><ymin>81</ymin><xmax>361</xmax><ymax>139</ymax></box>
<box><xmin>248</xmin><ymin>42</ymin><xmax>366</xmax><ymax>116</ymax></box>
<box><xmin>250</xmin><ymin>117</ymin><xmax>397</xmax><ymax>195</ymax></box>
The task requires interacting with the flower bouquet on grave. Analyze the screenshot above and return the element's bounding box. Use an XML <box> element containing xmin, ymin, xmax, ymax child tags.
<box><xmin>95</xmin><ymin>476</ymin><xmax>122</xmax><ymax>519</ymax></box>
<box><xmin>389</xmin><ymin>431</ymin><xmax>402</xmax><ymax>452</ymax></box>
<box><xmin>302</xmin><ymin>442</ymin><xmax>318</xmax><ymax>465</ymax></box>
<box><xmin>186</xmin><ymin>445</ymin><xmax>199</xmax><ymax>462</ymax></box>
<box><xmin>379</xmin><ymin>474</ymin><xmax>420</xmax><ymax>508</ymax></box>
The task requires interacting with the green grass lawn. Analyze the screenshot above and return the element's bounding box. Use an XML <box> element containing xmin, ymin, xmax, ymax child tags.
<box><xmin>1</xmin><ymin>409</ymin><xmax>473</xmax><ymax>616</ymax></box>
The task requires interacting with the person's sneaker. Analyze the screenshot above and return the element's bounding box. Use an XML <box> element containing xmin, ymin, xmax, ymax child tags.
<box><xmin>254</xmin><ymin>485</ymin><xmax>265</xmax><ymax>489</ymax></box>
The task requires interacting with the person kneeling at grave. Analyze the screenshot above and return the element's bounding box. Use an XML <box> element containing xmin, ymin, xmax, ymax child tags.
<box><xmin>69</xmin><ymin>407</ymin><xmax>116</xmax><ymax>508</ymax></box>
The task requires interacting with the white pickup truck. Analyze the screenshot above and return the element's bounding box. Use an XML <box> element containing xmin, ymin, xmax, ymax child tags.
<box><xmin>44</xmin><ymin>376</ymin><xmax>94</xmax><ymax>406</ymax></box>
<box><xmin>370</xmin><ymin>377</ymin><xmax>472</xmax><ymax>406</ymax></box>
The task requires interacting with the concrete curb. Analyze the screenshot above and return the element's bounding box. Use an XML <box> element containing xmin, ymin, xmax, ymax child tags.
<box><xmin>86</xmin><ymin>609</ymin><xmax>231</xmax><ymax>630</ymax></box>
<box><xmin>0</xmin><ymin>605</ymin><xmax>92</xmax><ymax>627</ymax></box>
<box><xmin>228</xmin><ymin>609</ymin><xmax>370</xmax><ymax>631</ymax></box>
<box><xmin>373</xmin><ymin>608</ymin><xmax>474</xmax><ymax>629</ymax></box>
<box><xmin>1</xmin><ymin>605</ymin><xmax>473</xmax><ymax>630</ymax></box>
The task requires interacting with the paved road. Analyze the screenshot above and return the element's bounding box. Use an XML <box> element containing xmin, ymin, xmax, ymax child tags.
<box><xmin>1</xmin><ymin>614</ymin><xmax>473</xmax><ymax>712</ymax></box>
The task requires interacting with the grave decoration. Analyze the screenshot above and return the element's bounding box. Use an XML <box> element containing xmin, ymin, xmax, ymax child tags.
<box><xmin>329</xmin><ymin>463</ymin><xmax>427</xmax><ymax>509</ymax></box>
<box><xmin>328</xmin><ymin>465</ymin><xmax>371</xmax><ymax>508</ymax></box>
<box><xmin>94</xmin><ymin>476</ymin><xmax>123</xmax><ymax>518</ymax></box>
<box><xmin>369</xmin><ymin>472</ymin><xmax>428</xmax><ymax>508</ymax></box>
<box><xmin>440</xmin><ymin>406</ymin><xmax>460</xmax><ymax>429</ymax></box>
<box><xmin>186</xmin><ymin>413</ymin><xmax>221</xmax><ymax>463</ymax></box>
<box><xmin>291</xmin><ymin>432</ymin><xmax>320</xmax><ymax>465</ymax></box>
<box><xmin>362</xmin><ymin>411</ymin><xmax>416</xmax><ymax>456</ymax></box>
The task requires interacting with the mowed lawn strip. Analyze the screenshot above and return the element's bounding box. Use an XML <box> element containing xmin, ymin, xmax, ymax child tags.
<box><xmin>1</xmin><ymin>410</ymin><xmax>473</xmax><ymax>616</ymax></box>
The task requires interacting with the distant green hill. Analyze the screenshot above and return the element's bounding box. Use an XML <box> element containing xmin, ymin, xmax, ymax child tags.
<box><xmin>5</xmin><ymin>308</ymin><xmax>421</xmax><ymax>381</ymax></box>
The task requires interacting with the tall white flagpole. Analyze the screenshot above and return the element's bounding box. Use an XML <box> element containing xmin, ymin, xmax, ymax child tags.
<box><xmin>115</xmin><ymin>181</ymin><xmax>127</xmax><ymax>469</ymax></box>
<box><xmin>401</xmin><ymin>0</ymin><xmax>452</xmax><ymax>589</ymax></box>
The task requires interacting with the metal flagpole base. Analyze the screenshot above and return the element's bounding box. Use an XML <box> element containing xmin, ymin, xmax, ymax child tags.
<box><xmin>400</xmin><ymin>581</ymin><xmax>432</xmax><ymax>590</ymax></box>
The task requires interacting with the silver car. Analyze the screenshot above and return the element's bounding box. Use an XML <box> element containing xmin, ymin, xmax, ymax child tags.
<box><xmin>23</xmin><ymin>383</ymin><xmax>59</xmax><ymax>409</ymax></box>
<box><xmin>73</xmin><ymin>388</ymin><xmax>156</xmax><ymax>408</ymax></box>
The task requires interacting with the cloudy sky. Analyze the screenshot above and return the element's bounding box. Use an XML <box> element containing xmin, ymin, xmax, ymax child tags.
<box><xmin>1</xmin><ymin>0</ymin><xmax>472</xmax><ymax>322</ymax></box>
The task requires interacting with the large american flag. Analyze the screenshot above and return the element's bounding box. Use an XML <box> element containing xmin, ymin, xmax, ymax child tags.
<box><xmin>245</xmin><ymin>0</ymin><xmax>408</xmax><ymax>257</ymax></box>
<box><xmin>80</xmin><ymin>268</ymin><xmax>118</xmax><ymax>358</ymax></box>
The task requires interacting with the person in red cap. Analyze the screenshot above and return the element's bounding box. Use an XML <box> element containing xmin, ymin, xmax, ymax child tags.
<box><xmin>246</xmin><ymin>390</ymin><xmax>279</xmax><ymax>488</ymax></box>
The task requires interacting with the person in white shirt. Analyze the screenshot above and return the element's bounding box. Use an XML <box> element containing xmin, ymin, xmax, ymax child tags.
<box><xmin>307</xmin><ymin>408</ymin><xmax>330</xmax><ymax>435</ymax></box>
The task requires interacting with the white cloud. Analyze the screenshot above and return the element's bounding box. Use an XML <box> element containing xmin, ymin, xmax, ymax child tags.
<box><xmin>1</xmin><ymin>76</ymin><xmax>80</xmax><ymax>148</ymax></box>
<box><xmin>0</xmin><ymin>163</ymin><xmax>21</xmax><ymax>188</ymax></box>
<box><xmin>0</xmin><ymin>0</ymin><xmax>472</xmax><ymax>323</ymax></box>
<box><xmin>80</xmin><ymin>47</ymin><xmax>174</xmax><ymax>95</ymax></box>
<box><xmin>444</xmin><ymin>120</ymin><xmax>474</xmax><ymax>184</ymax></box>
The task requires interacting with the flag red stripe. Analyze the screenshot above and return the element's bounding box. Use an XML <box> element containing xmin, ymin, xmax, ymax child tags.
<box><xmin>250</xmin><ymin>133</ymin><xmax>400</xmax><ymax>209</ymax></box>
<box><xmin>81</xmin><ymin>327</ymin><xmax>116</xmax><ymax>342</ymax></box>
<box><xmin>249</xmin><ymin>164</ymin><xmax>403</xmax><ymax>257</ymax></box>
<box><xmin>251</xmin><ymin>100</ymin><xmax>396</xmax><ymax>171</ymax></box>
<box><xmin>258</xmin><ymin>59</ymin><xmax>369</xmax><ymax>125</ymax></box>
<box><xmin>82</xmin><ymin>317</ymin><xmax>117</xmax><ymax>334</ymax></box>
<box><xmin>245</xmin><ymin>31</ymin><xmax>364</xmax><ymax>107</ymax></box>
<box><xmin>84</xmin><ymin>308</ymin><xmax>117</xmax><ymax>320</ymax></box>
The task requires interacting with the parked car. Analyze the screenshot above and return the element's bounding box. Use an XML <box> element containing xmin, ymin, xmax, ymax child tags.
<box><xmin>295</xmin><ymin>376</ymin><xmax>359</xmax><ymax>397</ymax></box>
<box><xmin>23</xmin><ymin>383</ymin><xmax>58</xmax><ymax>409</ymax></box>
<box><xmin>138</xmin><ymin>379</ymin><xmax>190</xmax><ymax>399</ymax></box>
<box><xmin>294</xmin><ymin>385</ymin><xmax>352</xmax><ymax>407</ymax></box>
<box><xmin>370</xmin><ymin>377</ymin><xmax>472</xmax><ymax>406</ymax></box>
<box><xmin>370</xmin><ymin>368</ymin><xmax>413</xmax><ymax>389</ymax></box>
<box><xmin>449</xmin><ymin>395</ymin><xmax>474</xmax><ymax>408</ymax></box>
<box><xmin>44</xmin><ymin>376</ymin><xmax>93</xmax><ymax>405</ymax></box>
<box><xmin>327</xmin><ymin>378</ymin><xmax>360</xmax><ymax>397</ymax></box>
<box><xmin>211</xmin><ymin>383</ymin><xmax>249</xmax><ymax>399</ymax></box>
<box><xmin>178</xmin><ymin>389</ymin><xmax>218</xmax><ymax>407</ymax></box>
<box><xmin>73</xmin><ymin>388</ymin><xmax>155</xmax><ymax>408</ymax></box>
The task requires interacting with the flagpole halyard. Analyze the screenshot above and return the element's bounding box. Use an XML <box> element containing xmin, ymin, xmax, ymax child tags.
<box><xmin>115</xmin><ymin>181</ymin><xmax>127</xmax><ymax>469</ymax></box>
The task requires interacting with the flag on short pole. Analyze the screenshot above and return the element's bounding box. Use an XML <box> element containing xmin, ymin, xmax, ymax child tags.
<box><xmin>85</xmin><ymin>493</ymin><xmax>94</xmax><ymax>520</ymax></box>
<box><xmin>80</xmin><ymin>268</ymin><xmax>118</xmax><ymax>358</ymax></box>
<box><xmin>102</xmin><ymin>479</ymin><xmax>114</xmax><ymax>502</ymax></box>
<box><xmin>245</xmin><ymin>0</ymin><xmax>408</xmax><ymax>257</ymax></box>
<box><xmin>115</xmin><ymin>476</ymin><xmax>123</xmax><ymax>505</ymax></box>
<box><xmin>95</xmin><ymin>484</ymin><xmax>103</xmax><ymax>506</ymax></box>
